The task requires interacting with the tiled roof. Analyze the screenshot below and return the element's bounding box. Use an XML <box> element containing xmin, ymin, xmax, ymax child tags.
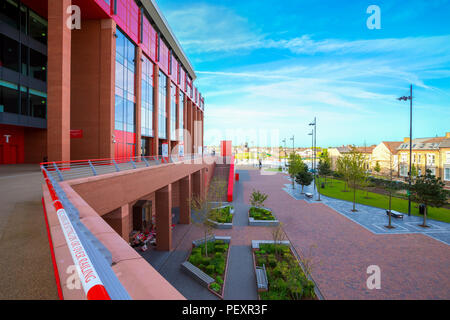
<box><xmin>440</xmin><ymin>139</ymin><xmax>450</xmax><ymax>148</ymax></box>
<box><xmin>382</xmin><ymin>141</ymin><xmax>403</xmax><ymax>154</ymax></box>
<box><xmin>355</xmin><ymin>145</ymin><xmax>377</xmax><ymax>153</ymax></box>
<box><xmin>397</xmin><ymin>136</ymin><xmax>447</xmax><ymax>151</ymax></box>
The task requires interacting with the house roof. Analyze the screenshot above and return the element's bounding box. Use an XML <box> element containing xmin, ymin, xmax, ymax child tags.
<box><xmin>397</xmin><ymin>136</ymin><xmax>446</xmax><ymax>151</ymax></box>
<box><xmin>439</xmin><ymin>138</ymin><xmax>450</xmax><ymax>148</ymax></box>
<box><xmin>382</xmin><ymin>141</ymin><xmax>403</xmax><ymax>154</ymax></box>
<box><xmin>355</xmin><ymin>145</ymin><xmax>377</xmax><ymax>153</ymax></box>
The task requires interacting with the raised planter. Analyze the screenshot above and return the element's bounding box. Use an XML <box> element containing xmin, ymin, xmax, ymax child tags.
<box><xmin>208</xmin><ymin>205</ymin><xmax>234</xmax><ymax>229</ymax></box>
<box><xmin>251</xmin><ymin>240</ymin><xmax>318</xmax><ymax>300</ymax></box>
<box><xmin>248</xmin><ymin>207</ymin><xmax>279</xmax><ymax>227</ymax></box>
<box><xmin>184</xmin><ymin>235</ymin><xmax>231</xmax><ymax>299</ymax></box>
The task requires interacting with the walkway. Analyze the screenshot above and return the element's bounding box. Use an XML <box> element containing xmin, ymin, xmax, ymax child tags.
<box><xmin>254</xmin><ymin>169</ymin><xmax>450</xmax><ymax>299</ymax></box>
<box><xmin>0</xmin><ymin>165</ymin><xmax>59</xmax><ymax>299</ymax></box>
<box><xmin>283</xmin><ymin>176</ymin><xmax>450</xmax><ymax>245</ymax></box>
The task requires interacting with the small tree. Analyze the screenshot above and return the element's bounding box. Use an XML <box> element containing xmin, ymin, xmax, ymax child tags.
<box><xmin>287</xmin><ymin>153</ymin><xmax>305</xmax><ymax>189</ymax></box>
<box><xmin>374</xmin><ymin>161</ymin><xmax>381</xmax><ymax>175</ymax></box>
<box><xmin>250</xmin><ymin>189</ymin><xmax>268</xmax><ymax>208</ymax></box>
<box><xmin>336</xmin><ymin>154</ymin><xmax>351</xmax><ymax>192</ymax></box>
<box><xmin>295</xmin><ymin>169</ymin><xmax>313</xmax><ymax>194</ymax></box>
<box><xmin>271</xmin><ymin>222</ymin><xmax>286</xmax><ymax>258</ymax></box>
<box><xmin>347</xmin><ymin>147</ymin><xmax>366</xmax><ymax>212</ymax></box>
<box><xmin>411</xmin><ymin>169</ymin><xmax>447</xmax><ymax>228</ymax></box>
<box><xmin>190</xmin><ymin>177</ymin><xmax>227</xmax><ymax>256</ymax></box>
<box><xmin>385</xmin><ymin>153</ymin><xmax>396</xmax><ymax>229</ymax></box>
<box><xmin>318</xmin><ymin>156</ymin><xmax>332</xmax><ymax>186</ymax></box>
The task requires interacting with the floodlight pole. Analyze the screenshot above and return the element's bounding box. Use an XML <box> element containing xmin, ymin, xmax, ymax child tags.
<box><xmin>397</xmin><ymin>85</ymin><xmax>413</xmax><ymax>216</ymax></box>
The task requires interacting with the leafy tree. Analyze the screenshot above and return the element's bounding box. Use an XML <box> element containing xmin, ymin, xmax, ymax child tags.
<box><xmin>190</xmin><ymin>177</ymin><xmax>227</xmax><ymax>256</ymax></box>
<box><xmin>295</xmin><ymin>169</ymin><xmax>313</xmax><ymax>194</ymax></box>
<box><xmin>336</xmin><ymin>154</ymin><xmax>351</xmax><ymax>192</ymax></box>
<box><xmin>411</xmin><ymin>169</ymin><xmax>448</xmax><ymax>227</ymax></box>
<box><xmin>287</xmin><ymin>153</ymin><xmax>305</xmax><ymax>189</ymax></box>
<box><xmin>347</xmin><ymin>147</ymin><xmax>367</xmax><ymax>212</ymax></box>
<box><xmin>385</xmin><ymin>153</ymin><xmax>396</xmax><ymax>229</ymax></box>
<box><xmin>250</xmin><ymin>189</ymin><xmax>268</xmax><ymax>208</ymax></box>
<box><xmin>411</xmin><ymin>164</ymin><xmax>418</xmax><ymax>178</ymax></box>
<box><xmin>374</xmin><ymin>161</ymin><xmax>381</xmax><ymax>174</ymax></box>
<box><xmin>318</xmin><ymin>157</ymin><xmax>332</xmax><ymax>185</ymax></box>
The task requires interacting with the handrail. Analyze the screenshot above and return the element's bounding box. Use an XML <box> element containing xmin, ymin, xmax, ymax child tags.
<box><xmin>227</xmin><ymin>156</ymin><xmax>235</xmax><ymax>202</ymax></box>
<box><xmin>42</xmin><ymin>169</ymin><xmax>111</xmax><ymax>300</ymax></box>
<box><xmin>41</xmin><ymin>154</ymin><xmax>205</xmax><ymax>182</ymax></box>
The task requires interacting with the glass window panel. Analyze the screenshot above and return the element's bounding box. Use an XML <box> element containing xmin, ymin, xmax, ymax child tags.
<box><xmin>0</xmin><ymin>0</ymin><xmax>19</xmax><ymax>29</ymax></box>
<box><xmin>29</xmin><ymin>91</ymin><xmax>46</xmax><ymax>118</ymax></box>
<box><xmin>0</xmin><ymin>83</ymin><xmax>19</xmax><ymax>114</ymax></box>
<box><xmin>29</xmin><ymin>48</ymin><xmax>46</xmax><ymax>81</ymax></box>
<box><xmin>29</xmin><ymin>10</ymin><xmax>47</xmax><ymax>44</ymax></box>
<box><xmin>1</xmin><ymin>34</ymin><xmax>19</xmax><ymax>72</ymax></box>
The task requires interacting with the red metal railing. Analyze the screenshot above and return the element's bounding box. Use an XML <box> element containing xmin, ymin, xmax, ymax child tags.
<box><xmin>227</xmin><ymin>156</ymin><xmax>235</xmax><ymax>202</ymax></box>
<box><xmin>42</xmin><ymin>169</ymin><xmax>111</xmax><ymax>300</ymax></box>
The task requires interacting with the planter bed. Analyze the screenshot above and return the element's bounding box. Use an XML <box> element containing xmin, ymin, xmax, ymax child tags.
<box><xmin>252</xmin><ymin>242</ymin><xmax>317</xmax><ymax>300</ymax></box>
<box><xmin>248</xmin><ymin>207</ymin><xmax>279</xmax><ymax>226</ymax></box>
<box><xmin>208</xmin><ymin>205</ymin><xmax>234</xmax><ymax>229</ymax></box>
<box><xmin>183</xmin><ymin>236</ymin><xmax>231</xmax><ymax>299</ymax></box>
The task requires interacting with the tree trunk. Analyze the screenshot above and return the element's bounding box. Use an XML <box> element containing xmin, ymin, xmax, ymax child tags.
<box><xmin>423</xmin><ymin>205</ymin><xmax>428</xmax><ymax>227</ymax></box>
<box><xmin>352</xmin><ymin>182</ymin><xmax>356</xmax><ymax>211</ymax></box>
<box><xmin>204</xmin><ymin>230</ymin><xmax>208</xmax><ymax>257</ymax></box>
<box><xmin>301</xmin><ymin>184</ymin><xmax>304</xmax><ymax>194</ymax></box>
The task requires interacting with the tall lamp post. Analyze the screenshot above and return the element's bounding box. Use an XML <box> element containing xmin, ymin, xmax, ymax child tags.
<box><xmin>308</xmin><ymin>130</ymin><xmax>313</xmax><ymax>172</ymax></box>
<box><xmin>309</xmin><ymin>118</ymin><xmax>317</xmax><ymax>191</ymax></box>
<box><xmin>282</xmin><ymin>138</ymin><xmax>287</xmax><ymax>168</ymax></box>
<box><xmin>290</xmin><ymin>135</ymin><xmax>295</xmax><ymax>156</ymax></box>
<box><xmin>398</xmin><ymin>85</ymin><xmax>413</xmax><ymax>217</ymax></box>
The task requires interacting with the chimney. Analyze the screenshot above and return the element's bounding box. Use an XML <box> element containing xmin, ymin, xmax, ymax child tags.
<box><xmin>403</xmin><ymin>137</ymin><xmax>410</xmax><ymax>143</ymax></box>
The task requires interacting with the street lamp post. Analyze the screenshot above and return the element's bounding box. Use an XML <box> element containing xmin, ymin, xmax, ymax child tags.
<box><xmin>397</xmin><ymin>85</ymin><xmax>413</xmax><ymax>217</ymax></box>
<box><xmin>290</xmin><ymin>135</ymin><xmax>295</xmax><ymax>156</ymax></box>
<box><xmin>309</xmin><ymin>118</ymin><xmax>317</xmax><ymax>191</ymax></box>
<box><xmin>282</xmin><ymin>138</ymin><xmax>287</xmax><ymax>168</ymax></box>
<box><xmin>308</xmin><ymin>130</ymin><xmax>313</xmax><ymax>172</ymax></box>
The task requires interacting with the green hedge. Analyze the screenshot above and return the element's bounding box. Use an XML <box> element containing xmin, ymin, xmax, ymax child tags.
<box><xmin>249</xmin><ymin>207</ymin><xmax>276</xmax><ymax>220</ymax></box>
<box><xmin>256</xmin><ymin>244</ymin><xmax>316</xmax><ymax>300</ymax></box>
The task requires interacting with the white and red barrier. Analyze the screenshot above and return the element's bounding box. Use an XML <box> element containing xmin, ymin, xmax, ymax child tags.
<box><xmin>42</xmin><ymin>170</ymin><xmax>111</xmax><ymax>300</ymax></box>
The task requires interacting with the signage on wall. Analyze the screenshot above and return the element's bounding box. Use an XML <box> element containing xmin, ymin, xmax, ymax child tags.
<box><xmin>179</xmin><ymin>142</ymin><xmax>184</xmax><ymax>157</ymax></box>
<box><xmin>162</xmin><ymin>142</ymin><xmax>169</xmax><ymax>157</ymax></box>
<box><xmin>70</xmin><ymin>130</ymin><xmax>83</xmax><ymax>139</ymax></box>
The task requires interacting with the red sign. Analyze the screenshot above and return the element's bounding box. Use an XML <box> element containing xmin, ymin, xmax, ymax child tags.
<box><xmin>70</xmin><ymin>130</ymin><xmax>83</xmax><ymax>139</ymax></box>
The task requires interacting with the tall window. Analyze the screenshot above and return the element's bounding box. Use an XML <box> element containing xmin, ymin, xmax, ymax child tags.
<box><xmin>141</xmin><ymin>55</ymin><xmax>153</xmax><ymax>137</ymax></box>
<box><xmin>115</xmin><ymin>29</ymin><xmax>135</xmax><ymax>133</ymax></box>
<box><xmin>179</xmin><ymin>91</ymin><xmax>184</xmax><ymax>142</ymax></box>
<box><xmin>158</xmin><ymin>70</ymin><xmax>167</xmax><ymax>139</ymax></box>
<box><xmin>170</xmin><ymin>83</ymin><xmax>176</xmax><ymax>140</ymax></box>
<box><xmin>445</xmin><ymin>168</ymin><xmax>450</xmax><ymax>181</ymax></box>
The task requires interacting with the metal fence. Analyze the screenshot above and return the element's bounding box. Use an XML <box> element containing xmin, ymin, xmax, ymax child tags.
<box><xmin>42</xmin><ymin>154</ymin><xmax>204</xmax><ymax>182</ymax></box>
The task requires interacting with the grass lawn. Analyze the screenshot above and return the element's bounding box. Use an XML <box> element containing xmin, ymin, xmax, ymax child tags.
<box><xmin>316</xmin><ymin>178</ymin><xmax>450</xmax><ymax>223</ymax></box>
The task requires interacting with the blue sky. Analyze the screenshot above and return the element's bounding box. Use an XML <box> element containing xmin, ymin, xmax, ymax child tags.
<box><xmin>158</xmin><ymin>0</ymin><xmax>450</xmax><ymax>148</ymax></box>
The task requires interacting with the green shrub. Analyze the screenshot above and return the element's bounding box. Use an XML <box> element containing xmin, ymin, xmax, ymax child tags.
<box><xmin>201</xmin><ymin>257</ymin><xmax>212</xmax><ymax>265</ymax></box>
<box><xmin>216</xmin><ymin>264</ymin><xmax>225</xmax><ymax>274</ymax></box>
<box><xmin>198</xmin><ymin>264</ymin><xmax>205</xmax><ymax>271</ymax></box>
<box><xmin>216</xmin><ymin>276</ymin><xmax>223</xmax><ymax>285</ymax></box>
<box><xmin>268</xmin><ymin>257</ymin><xmax>277</xmax><ymax>268</ymax></box>
<box><xmin>205</xmin><ymin>264</ymin><xmax>215</xmax><ymax>275</ymax></box>
<box><xmin>210</xmin><ymin>282</ymin><xmax>221</xmax><ymax>293</ymax></box>
<box><xmin>215</xmin><ymin>252</ymin><xmax>223</xmax><ymax>259</ymax></box>
<box><xmin>214</xmin><ymin>240</ymin><xmax>224</xmax><ymax>245</ymax></box>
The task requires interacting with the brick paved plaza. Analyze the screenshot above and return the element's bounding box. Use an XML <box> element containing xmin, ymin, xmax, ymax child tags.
<box><xmin>141</xmin><ymin>167</ymin><xmax>450</xmax><ymax>300</ymax></box>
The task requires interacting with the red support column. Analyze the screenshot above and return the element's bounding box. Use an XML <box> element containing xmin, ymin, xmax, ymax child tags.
<box><xmin>152</xmin><ymin>65</ymin><xmax>159</xmax><ymax>155</ymax></box>
<box><xmin>155</xmin><ymin>184</ymin><xmax>172</xmax><ymax>251</ymax></box>
<box><xmin>135</xmin><ymin>47</ymin><xmax>143</xmax><ymax>157</ymax></box>
<box><xmin>179</xmin><ymin>175</ymin><xmax>191</xmax><ymax>224</ymax></box>
<box><xmin>47</xmin><ymin>0</ymin><xmax>71</xmax><ymax>161</ymax></box>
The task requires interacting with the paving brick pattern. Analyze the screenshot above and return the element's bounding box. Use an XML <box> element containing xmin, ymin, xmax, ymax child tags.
<box><xmin>250</xmin><ymin>170</ymin><xmax>450</xmax><ymax>299</ymax></box>
<box><xmin>141</xmin><ymin>167</ymin><xmax>450</xmax><ymax>300</ymax></box>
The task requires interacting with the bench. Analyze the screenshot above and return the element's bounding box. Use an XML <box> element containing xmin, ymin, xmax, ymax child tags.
<box><xmin>255</xmin><ymin>264</ymin><xmax>268</xmax><ymax>292</ymax></box>
<box><xmin>386</xmin><ymin>210</ymin><xmax>404</xmax><ymax>219</ymax></box>
<box><xmin>305</xmin><ymin>193</ymin><xmax>313</xmax><ymax>198</ymax></box>
<box><xmin>181</xmin><ymin>261</ymin><xmax>215</xmax><ymax>288</ymax></box>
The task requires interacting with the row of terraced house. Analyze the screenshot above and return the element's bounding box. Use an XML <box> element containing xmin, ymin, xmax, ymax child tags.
<box><xmin>328</xmin><ymin>132</ymin><xmax>450</xmax><ymax>186</ymax></box>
